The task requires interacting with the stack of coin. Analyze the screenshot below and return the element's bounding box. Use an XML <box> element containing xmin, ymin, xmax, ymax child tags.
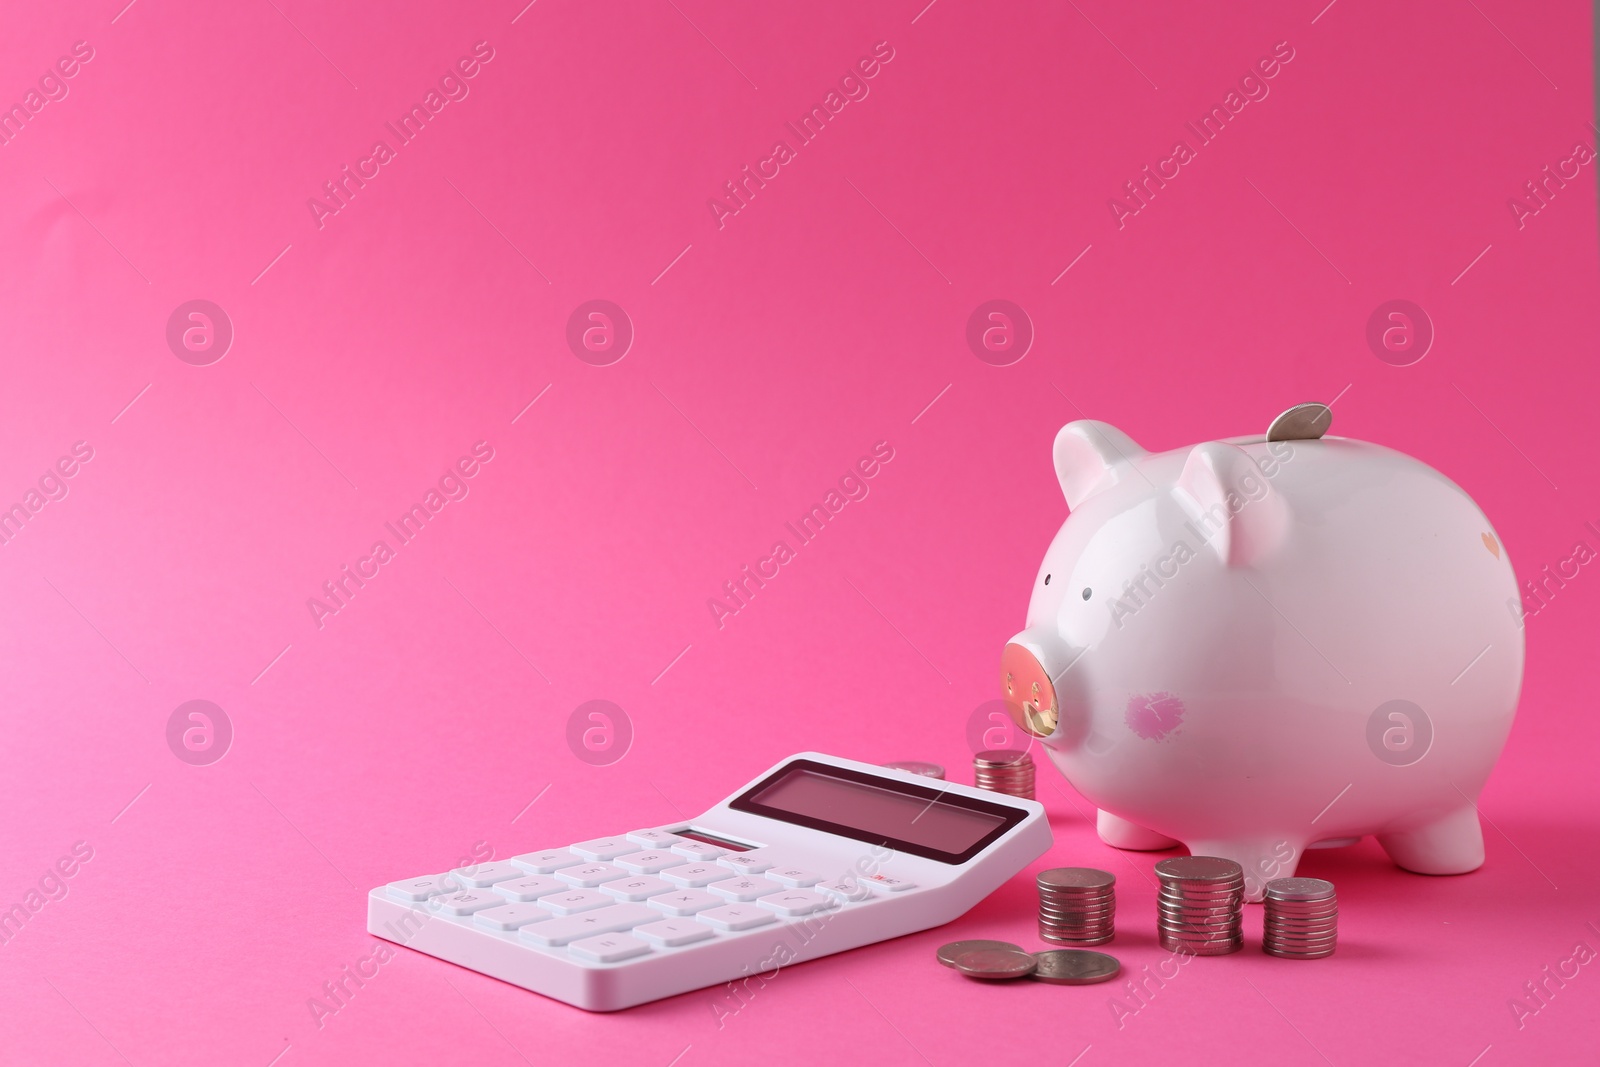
<box><xmin>1037</xmin><ymin>868</ymin><xmax>1115</xmax><ymax>945</ymax></box>
<box><xmin>882</xmin><ymin>760</ymin><xmax>945</xmax><ymax>779</ymax></box>
<box><xmin>1262</xmin><ymin>877</ymin><xmax>1337</xmax><ymax>959</ymax></box>
<box><xmin>973</xmin><ymin>749</ymin><xmax>1035</xmax><ymax>799</ymax></box>
<box><xmin>1154</xmin><ymin>856</ymin><xmax>1245</xmax><ymax>955</ymax></box>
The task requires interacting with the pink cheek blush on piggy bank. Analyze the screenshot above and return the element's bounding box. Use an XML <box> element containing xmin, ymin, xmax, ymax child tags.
<box><xmin>1000</xmin><ymin>404</ymin><xmax>1524</xmax><ymax>900</ymax></box>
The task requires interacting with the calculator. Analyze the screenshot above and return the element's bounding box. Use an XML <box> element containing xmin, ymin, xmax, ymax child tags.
<box><xmin>367</xmin><ymin>751</ymin><xmax>1051</xmax><ymax>1010</ymax></box>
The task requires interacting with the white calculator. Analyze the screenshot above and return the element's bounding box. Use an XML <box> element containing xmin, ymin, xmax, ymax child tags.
<box><xmin>367</xmin><ymin>751</ymin><xmax>1050</xmax><ymax>1010</ymax></box>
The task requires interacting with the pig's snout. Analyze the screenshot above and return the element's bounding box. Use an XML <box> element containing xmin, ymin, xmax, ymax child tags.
<box><xmin>1001</xmin><ymin>638</ymin><xmax>1063</xmax><ymax>739</ymax></box>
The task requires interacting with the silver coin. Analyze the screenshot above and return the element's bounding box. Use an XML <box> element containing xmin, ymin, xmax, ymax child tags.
<box><xmin>1042</xmin><ymin>911</ymin><xmax>1116</xmax><ymax>919</ymax></box>
<box><xmin>1266</xmin><ymin>930</ymin><xmax>1339</xmax><ymax>941</ymax></box>
<box><xmin>1266</xmin><ymin>902</ymin><xmax>1339</xmax><ymax>915</ymax></box>
<box><xmin>1041</xmin><ymin>930</ymin><xmax>1117</xmax><ymax>940</ymax></box>
<box><xmin>1158</xmin><ymin>897</ymin><xmax>1240</xmax><ymax>908</ymax></box>
<box><xmin>1041</xmin><ymin>931</ymin><xmax>1115</xmax><ymax>946</ymax></box>
<box><xmin>1266</xmin><ymin>935</ymin><xmax>1339</xmax><ymax>946</ymax></box>
<box><xmin>1265</xmin><ymin>402</ymin><xmax>1333</xmax><ymax>443</ymax></box>
<box><xmin>1155</xmin><ymin>857</ymin><xmax>1245</xmax><ymax>882</ymax></box>
<box><xmin>883</xmin><ymin>760</ymin><xmax>946</xmax><ymax>779</ymax></box>
<box><xmin>1265</xmin><ymin>946</ymin><xmax>1337</xmax><ymax>959</ymax></box>
<box><xmin>1039</xmin><ymin>895</ymin><xmax>1116</xmax><ymax>906</ymax></box>
<box><xmin>1040</xmin><ymin>909</ymin><xmax>1116</xmax><ymax>919</ymax></box>
<box><xmin>1037</xmin><ymin>868</ymin><xmax>1115</xmax><ymax>890</ymax></box>
<box><xmin>1040</xmin><ymin>902</ymin><xmax>1116</xmax><ymax>912</ymax></box>
<box><xmin>1029</xmin><ymin>949</ymin><xmax>1121</xmax><ymax>985</ymax></box>
<box><xmin>1160</xmin><ymin>905</ymin><xmax>1240</xmax><ymax>917</ymax></box>
<box><xmin>1162</xmin><ymin>941</ymin><xmax>1244</xmax><ymax>956</ymax></box>
<box><xmin>973</xmin><ymin>749</ymin><xmax>1032</xmax><ymax>766</ymax></box>
<box><xmin>1159</xmin><ymin>885</ymin><xmax>1244</xmax><ymax>896</ymax></box>
<box><xmin>1264</xmin><ymin>907</ymin><xmax>1339</xmax><ymax>920</ymax></box>
<box><xmin>954</xmin><ymin>947</ymin><xmax>1038</xmax><ymax>980</ymax></box>
<box><xmin>936</xmin><ymin>939</ymin><xmax>1024</xmax><ymax>968</ymax></box>
<box><xmin>1158</xmin><ymin>915</ymin><xmax>1241</xmax><ymax>927</ymax></box>
<box><xmin>1175</xmin><ymin>941</ymin><xmax>1244</xmax><ymax>957</ymax></box>
<box><xmin>1158</xmin><ymin>907</ymin><xmax>1241</xmax><ymax>921</ymax></box>
<box><xmin>1162</xmin><ymin>930</ymin><xmax>1244</xmax><ymax>945</ymax></box>
<box><xmin>1159</xmin><ymin>904</ymin><xmax>1240</xmax><ymax>916</ymax></box>
<box><xmin>1264</xmin><ymin>877</ymin><xmax>1336</xmax><ymax>901</ymax></box>
<box><xmin>1158</xmin><ymin>893</ymin><xmax>1243</xmax><ymax>907</ymax></box>
<box><xmin>1159</xmin><ymin>876</ymin><xmax>1245</xmax><ymax>890</ymax></box>
<box><xmin>1158</xmin><ymin>878</ymin><xmax>1246</xmax><ymax>893</ymax></box>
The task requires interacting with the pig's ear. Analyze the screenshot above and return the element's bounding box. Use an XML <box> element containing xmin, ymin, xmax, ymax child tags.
<box><xmin>1174</xmin><ymin>442</ymin><xmax>1289</xmax><ymax>567</ymax></box>
<box><xmin>1054</xmin><ymin>421</ymin><xmax>1148</xmax><ymax>509</ymax></box>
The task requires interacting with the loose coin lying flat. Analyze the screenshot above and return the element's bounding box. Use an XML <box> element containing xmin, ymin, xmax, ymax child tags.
<box><xmin>1030</xmin><ymin>949</ymin><xmax>1122</xmax><ymax>985</ymax></box>
<box><xmin>954</xmin><ymin>948</ymin><xmax>1037</xmax><ymax>980</ymax></box>
<box><xmin>937</xmin><ymin>939</ymin><xmax>1025</xmax><ymax>969</ymax></box>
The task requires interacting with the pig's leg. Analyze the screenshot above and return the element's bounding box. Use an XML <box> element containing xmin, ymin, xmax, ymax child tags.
<box><xmin>1097</xmin><ymin>810</ymin><xmax>1179</xmax><ymax>850</ymax></box>
<box><xmin>1377</xmin><ymin>805</ymin><xmax>1485</xmax><ymax>875</ymax></box>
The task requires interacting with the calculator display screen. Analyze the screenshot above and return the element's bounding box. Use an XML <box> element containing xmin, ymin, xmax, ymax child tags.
<box><xmin>730</xmin><ymin>760</ymin><xmax>1027</xmax><ymax>864</ymax></box>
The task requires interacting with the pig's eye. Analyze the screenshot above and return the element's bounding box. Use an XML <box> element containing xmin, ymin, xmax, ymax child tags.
<box><xmin>1082</xmin><ymin>588</ymin><xmax>1092</xmax><ymax>600</ymax></box>
<box><xmin>1044</xmin><ymin>574</ymin><xmax>1051</xmax><ymax>585</ymax></box>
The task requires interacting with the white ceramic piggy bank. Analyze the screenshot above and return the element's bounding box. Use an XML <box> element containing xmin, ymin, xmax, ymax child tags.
<box><xmin>1001</xmin><ymin>414</ymin><xmax>1524</xmax><ymax>898</ymax></box>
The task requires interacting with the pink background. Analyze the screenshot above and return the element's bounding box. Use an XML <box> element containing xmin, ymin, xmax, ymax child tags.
<box><xmin>2</xmin><ymin>0</ymin><xmax>1596</xmax><ymax>1063</ymax></box>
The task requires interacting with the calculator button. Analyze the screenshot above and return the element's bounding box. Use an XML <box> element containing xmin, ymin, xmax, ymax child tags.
<box><xmin>816</xmin><ymin>879</ymin><xmax>873</xmax><ymax>902</ymax></box>
<box><xmin>600</xmin><ymin>876</ymin><xmax>673</xmax><ymax>902</ymax></box>
<box><xmin>708</xmin><ymin>876</ymin><xmax>783</xmax><ymax>902</ymax></box>
<box><xmin>660</xmin><ymin>863</ymin><xmax>724</xmax><ymax>887</ymax></box>
<box><xmin>538</xmin><ymin>889</ymin><xmax>613</xmax><ymax>915</ymax></box>
<box><xmin>671</xmin><ymin>841</ymin><xmax>728</xmax><ymax>861</ymax></box>
<box><xmin>570</xmin><ymin>837</ymin><xmax>636</xmax><ymax>861</ymax></box>
<box><xmin>452</xmin><ymin>862</ymin><xmax>526</xmax><ymax>888</ymax></box>
<box><xmin>864</xmin><ymin>874</ymin><xmax>916</xmax><ymax>892</ymax></box>
<box><xmin>435</xmin><ymin>891</ymin><xmax>504</xmax><ymax>916</ymax></box>
<box><xmin>510</xmin><ymin>850</ymin><xmax>584</xmax><ymax>874</ymax></box>
<box><xmin>757</xmin><ymin>889</ymin><xmax>835</xmax><ymax>917</ymax></box>
<box><xmin>614</xmin><ymin>851</ymin><xmax>680</xmax><ymax>874</ymax></box>
<box><xmin>556</xmin><ymin>863</ymin><xmax>628</xmax><ymax>888</ymax></box>
<box><xmin>387</xmin><ymin>876</ymin><xmax>454</xmax><ymax>902</ymax></box>
<box><xmin>765</xmin><ymin>866</ymin><xmax>821</xmax><ymax>887</ymax></box>
<box><xmin>718</xmin><ymin>853</ymin><xmax>774</xmax><ymax>875</ymax></box>
<box><xmin>647</xmin><ymin>889</ymin><xmax>723</xmax><ymax>916</ymax></box>
<box><xmin>635</xmin><ymin>918</ymin><xmax>716</xmax><ymax>947</ymax></box>
<box><xmin>493</xmin><ymin>876</ymin><xmax>565</xmax><ymax>902</ymax></box>
<box><xmin>568</xmin><ymin>932</ymin><xmax>651</xmax><ymax>963</ymax></box>
<box><xmin>626</xmin><ymin>829</ymin><xmax>685</xmax><ymax>847</ymax></box>
<box><xmin>698</xmin><ymin>904</ymin><xmax>777</xmax><ymax>931</ymax></box>
<box><xmin>474</xmin><ymin>903</ymin><xmax>552</xmax><ymax>931</ymax></box>
<box><xmin>520</xmin><ymin>904</ymin><xmax>657</xmax><ymax>946</ymax></box>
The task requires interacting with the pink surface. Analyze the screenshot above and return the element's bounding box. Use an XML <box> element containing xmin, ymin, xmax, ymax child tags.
<box><xmin>0</xmin><ymin>1</ymin><xmax>1595</xmax><ymax>1064</ymax></box>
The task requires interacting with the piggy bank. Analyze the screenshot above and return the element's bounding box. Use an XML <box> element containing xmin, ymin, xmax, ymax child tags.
<box><xmin>1000</xmin><ymin>413</ymin><xmax>1524</xmax><ymax>898</ymax></box>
